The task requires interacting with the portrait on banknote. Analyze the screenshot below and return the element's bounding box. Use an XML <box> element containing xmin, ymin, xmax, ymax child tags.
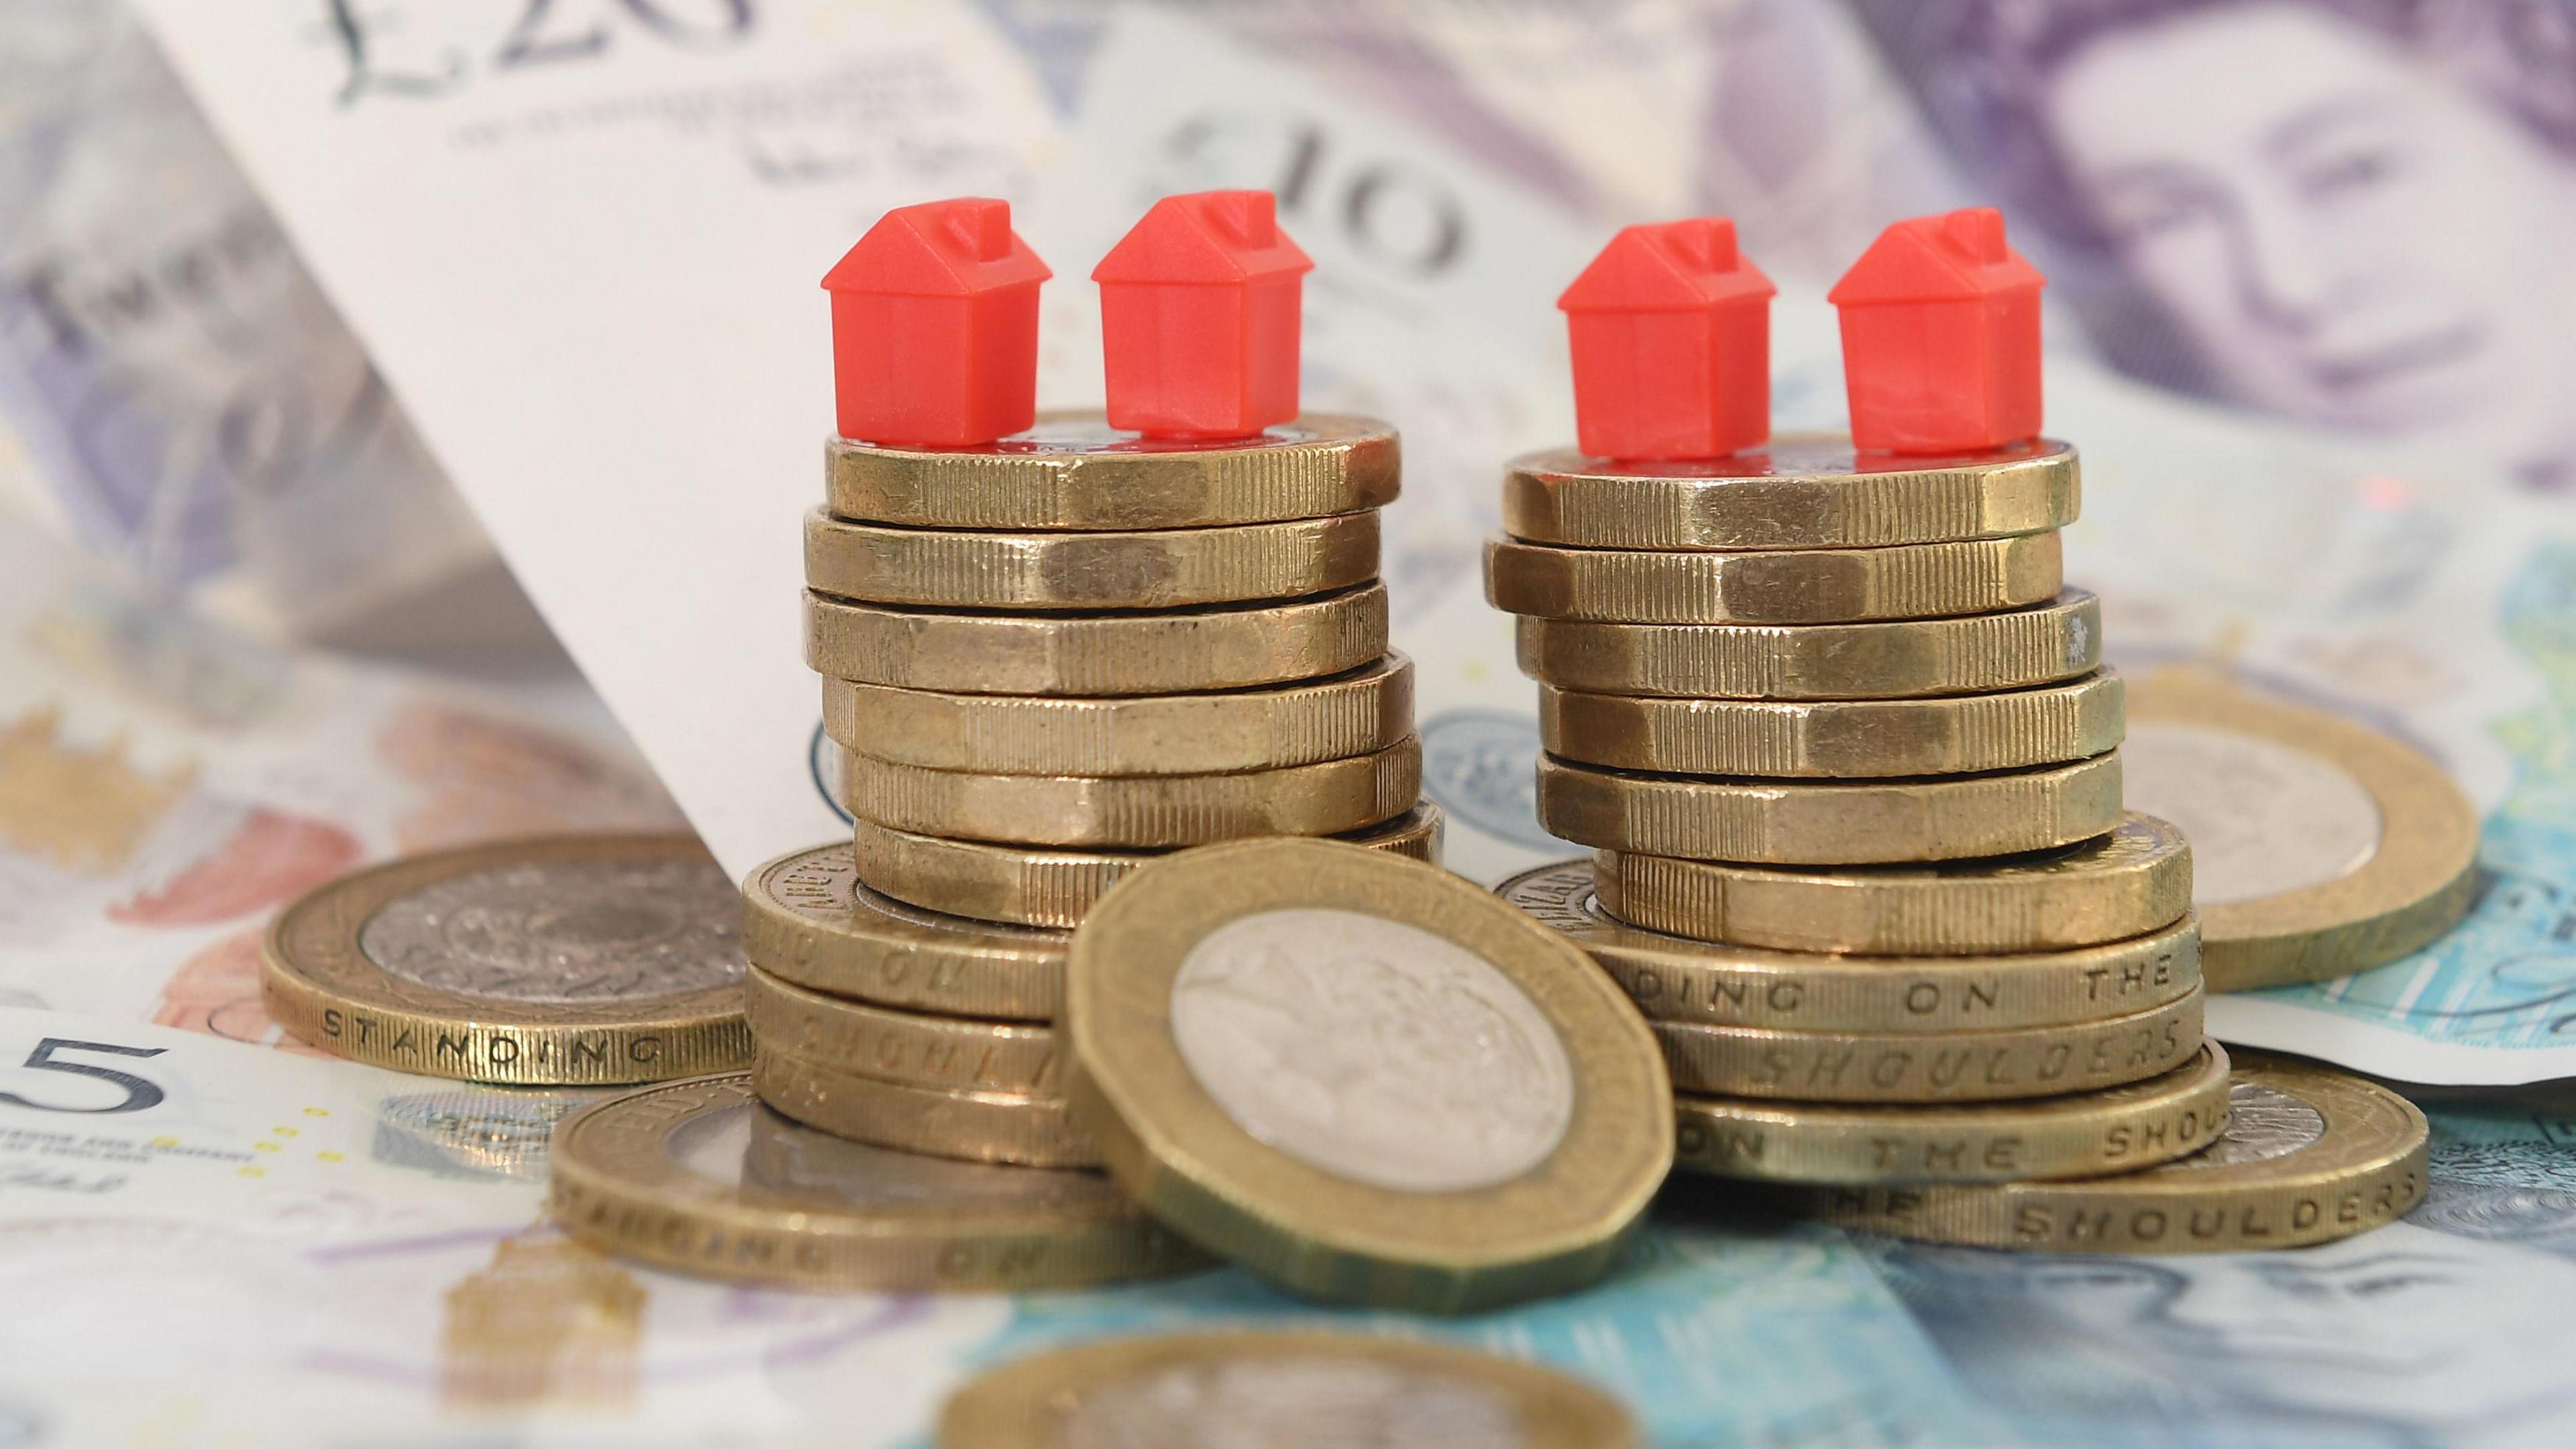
<box><xmin>1858</xmin><ymin>0</ymin><xmax>2576</xmax><ymax>491</ymax></box>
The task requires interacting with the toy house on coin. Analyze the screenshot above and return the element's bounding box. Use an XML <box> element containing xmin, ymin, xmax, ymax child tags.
<box><xmin>1093</xmin><ymin>190</ymin><xmax>1314</xmax><ymax>439</ymax></box>
<box><xmin>1829</xmin><ymin>206</ymin><xmax>2043</xmax><ymax>455</ymax></box>
<box><xmin>822</xmin><ymin>197</ymin><xmax>1051</xmax><ymax>447</ymax></box>
<box><xmin>1558</xmin><ymin>217</ymin><xmax>1775</xmax><ymax>462</ymax></box>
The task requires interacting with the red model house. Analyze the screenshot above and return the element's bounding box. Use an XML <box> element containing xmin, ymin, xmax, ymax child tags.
<box><xmin>1093</xmin><ymin>190</ymin><xmax>1313</xmax><ymax>439</ymax></box>
<box><xmin>1829</xmin><ymin>207</ymin><xmax>2043</xmax><ymax>455</ymax></box>
<box><xmin>822</xmin><ymin>197</ymin><xmax>1051</xmax><ymax>447</ymax></box>
<box><xmin>1558</xmin><ymin>217</ymin><xmax>1774</xmax><ymax>461</ymax></box>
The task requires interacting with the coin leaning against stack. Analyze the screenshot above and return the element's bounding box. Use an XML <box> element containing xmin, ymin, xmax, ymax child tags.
<box><xmin>1491</xmin><ymin>437</ymin><xmax>2417</xmax><ymax>1250</ymax></box>
<box><xmin>767</xmin><ymin>415</ymin><xmax>1441</xmax><ymax>1174</ymax></box>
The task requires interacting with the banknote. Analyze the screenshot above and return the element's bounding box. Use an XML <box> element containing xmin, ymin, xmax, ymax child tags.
<box><xmin>0</xmin><ymin>494</ymin><xmax>686</xmax><ymax>1042</ymax></box>
<box><xmin>127</xmin><ymin>0</ymin><xmax>1059</xmax><ymax>884</ymax></box>
<box><xmin>9</xmin><ymin>994</ymin><xmax>2576</xmax><ymax>1448</ymax></box>
<box><xmin>0</xmin><ymin>0</ymin><xmax>494</xmax><ymax>643</ymax></box>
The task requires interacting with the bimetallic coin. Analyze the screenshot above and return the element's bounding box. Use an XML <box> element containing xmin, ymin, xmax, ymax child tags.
<box><xmin>1484</xmin><ymin>532</ymin><xmax>2061</xmax><ymax>625</ymax></box>
<box><xmin>1501</xmin><ymin>435</ymin><xmax>2078</xmax><ymax>551</ymax></box>
<box><xmin>546</xmin><ymin>1075</ymin><xmax>1202</xmax><ymax>1290</ymax></box>
<box><xmin>806</xmin><ymin>584</ymin><xmax>1388</xmax><ymax>696</ymax></box>
<box><xmin>1065</xmin><ymin>841</ymin><xmax>1672</xmax><ymax>1313</ymax></box>
<box><xmin>746</xmin><ymin>967</ymin><xmax>1061</xmax><ymax>1095</ymax></box>
<box><xmin>739</xmin><ymin>843</ymin><xmax>1064</xmax><ymax>1021</ymax></box>
<box><xmin>1789</xmin><ymin>1051</ymin><xmax>2429</xmax><ymax>1251</ymax></box>
<box><xmin>938</xmin><ymin>1331</ymin><xmax>1636</xmax><ymax>1449</ymax></box>
<box><xmin>1593</xmin><ymin>813</ymin><xmax>2193</xmax><ymax>955</ymax></box>
<box><xmin>826</xmin><ymin>413</ymin><xmax>1399</xmax><ymax>530</ymax></box>
<box><xmin>1649</xmin><ymin>987</ymin><xmax>2204</xmax><ymax>1102</ymax></box>
<box><xmin>1499</xmin><ymin>863</ymin><xmax>2201</xmax><ymax>1032</ymax></box>
<box><xmin>1536</xmin><ymin>753</ymin><xmax>2123</xmax><ymax>865</ymax></box>
<box><xmin>839</xmin><ymin>739</ymin><xmax>1421</xmax><ymax>848</ymax></box>
<box><xmin>1516</xmin><ymin>591</ymin><xmax>2100</xmax><ymax>700</ymax></box>
<box><xmin>852</xmin><ymin>805</ymin><xmax>1443</xmax><ymax>929</ymax></box>
<box><xmin>805</xmin><ymin>509</ymin><xmax>1378</xmax><ymax>612</ymax></box>
<box><xmin>824</xmin><ymin>655</ymin><xmax>1413</xmax><ymax>776</ymax></box>
<box><xmin>2123</xmin><ymin>669</ymin><xmax>2481</xmax><ymax>989</ymax></box>
<box><xmin>262</xmin><ymin>835</ymin><xmax>747</xmax><ymax>1085</ymax></box>
<box><xmin>753</xmin><ymin>1049</ymin><xmax>1098</xmax><ymax>1168</ymax></box>
<box><xmin>1542</xmin><ymin>673</ymin><xmax>2123</xmax><ymax>780</ymax></box>
<box><xmin>1675</xmin><ymin>1044</ymin><xmax>2231</xmax><ymax>1185</ymax></box>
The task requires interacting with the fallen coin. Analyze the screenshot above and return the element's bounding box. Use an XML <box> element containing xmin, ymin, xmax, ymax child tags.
<box><xmin>2123</xmin><ymin>669</ymin><xmax>2480</xmax><ymax>989</ymax></box>
<box><xmin>262</xmin><ymin>834</ymin><xmax>747</xmax><ymax>1085</ymax></box>
<box><xmin>1065</xmin><ymin>840</ymin><xmax>1671</xmax><ymax>1312</ymax></box>
<box><xmin>937</xmin><ymin>1330</ymin><xmax>1636</xmax><ymax>1448</ymax></box>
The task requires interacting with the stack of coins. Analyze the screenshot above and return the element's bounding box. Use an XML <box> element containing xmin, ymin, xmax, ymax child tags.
<box><xmin>1485</xmin><ymin>438</ymin><xmax>2308</xmax><ymax>1222</ymax></box>
<box><xmin>755</xmin><ymin>415</ymin><xmax>1439</xmax><ymax>1167</ymax></box>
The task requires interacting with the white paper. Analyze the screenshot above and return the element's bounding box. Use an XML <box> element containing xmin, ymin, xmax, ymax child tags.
<box><xmin>128</xmin><ymin>0</ymin><xmax>1057</xmax><ymax>879</ymax></box>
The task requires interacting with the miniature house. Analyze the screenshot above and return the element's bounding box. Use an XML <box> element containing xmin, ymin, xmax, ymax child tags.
<box><xmin>1828</xmin><ymin>207</ymin><xmax>2043</xmax><ymax>455</ymax></box>
<box><xmin>821</xmin><ymin>197</ymin><xmax>1051</xmax><ymax>447</ymax></box>
<box><xmin>1093</xmin><ymin>190</ymin><xmax>1313</xmax><ymax>439</ymax></box>
<box><xmin>1558</xmin><ymin>217</ymin><xmax>1774</xmax><ymax>461</ymax></box>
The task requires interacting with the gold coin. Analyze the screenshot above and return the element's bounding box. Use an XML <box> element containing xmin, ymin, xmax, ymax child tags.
<box><xmin>839</xmin><ymin>739</ymin><xmax>1421</xmax><ymax>849</ymax></box>
<box><xmin>826</xmin><ymin>412</ymin><xmax>1400</xmax><ymax>530</ymax></box>
<box><xmin>1515</xmin><ymin>590</ymin><xmax>2101</xmax><ymax>700</ymax></box>
<box><xmin>937</xmin><ymin>1330</ymin><xmax>1636</xmax><ymax>1449</ymax></box>
<box><xmin>805</xmin><ymin>509</ymin><xmax>1378</xmax><ymax>612</ymax></box>
<box><xmin>1498</xmin><ymin>862</ymin><xmax>2201</xmax><ymax>1032</ymax></box>
<box><xmin>824</xmin><ymin>655</ymin><xmax>1414</xmax><ymax>776</ymax></box>
<box><xmin>1650</xmin><ymin>986</ymin><xmax>2202</xmax><ymax>1102</ymax></box>
<box><xmin>1542</xmin><ymin>672</ymin><xmax>2123</xmax><ymax>779</ymax></box>
<box><xmin>262</xmin><ymin>835</ymin><xmax>746</xmax><ymax>1085</ymax></box>
<box><xmin>1065</xmin><ymin>840</ymin><xmax>1672</xmax><ymax>1313</ymax></box>
<box><xmin>1784</xmin><ymin>1051</ymin><xmax>2429</xmax><ymax>1251</ymax></box>
<box><xmin>1536</xmin><ymin>753</ymin><xmax>2123</xmax><ymax>865</ymax></box>
<box><xmin>806</xmin><ymin>584</ymin><xmax>1388</xmax><ymax>696</ymax></box>
<box><xmin>851</xmin><ymin>805</ymin><xmax>1444</xmax><ymax>929</ymax></box>
<box><xmin>2123</xmin><ymin>668</ymin><xmax>2481</xmax><ymax>990</ymax></box>
<box><xmin>739</xmin><ymin>843</ymin><xmax>1064</xmax><ymax>1021</ymax></box>
<box><xmin>545</xmin><ymin>1074</ymin><xmax>1205</xmax><ymax>1291</ymax></box>
<box><xmin>753</xmin><ymin>1047</ymin><xmax>1099</xmax><ymax>1168</ymax></box>
<box><xmin>746</xmin><ymin>966</ymin><xmax>1061</xmax><ymax>1095</ymax></box>
<box><xmin>1501</xmin><ymin>435</ymin><xmax>2078</xmax><ymax>551</ymax></box>
<box><xmin>1673</xmin><ymin>1044</ymin><xmax>2232</xmax><ymax>1185</ymax></box>
<box><xmin>1591</xmin><ymin>813</ymin><xmax>2193</xmax><ymax>955</ymax></box>
<box><xmin>1485</xmin><ymin>532</ymin><xmax>2061</xmax><ymax>625</ymax></box>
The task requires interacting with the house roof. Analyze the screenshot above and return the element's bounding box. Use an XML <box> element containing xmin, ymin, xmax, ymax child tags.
<box><xmin>822</xmin><ymin>197</ymin><xmax>1051</xmax><ymax>297</ymax></box>
<box><xmin>1559</xmin><ymin>217</ymin><xmax>1775</xmax><ymax>312</ymax></box>
<box><xmin>1827</xmin><ymin>207</ymin><xmax>2043</xmax><ymax>306</ymax></box>
<box><xmin>1091</xmin><ymin>191</ymin><xmax>1314</xmax><ymax>285</ymax></box>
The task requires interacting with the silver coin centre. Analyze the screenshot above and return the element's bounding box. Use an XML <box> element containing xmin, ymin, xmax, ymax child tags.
<box><xmin>1168</xmin><ymin>906</ymin><xmax>1574</xmax><ymax>1194</ymax></box>
<box><xmin>2121</xmin><ymin>722</ymin><xmax>2381</xmax><ymax>907</ymax></box>
<box><xmin>667</xmin><ymin>1102</ymin><xmax>1110</xmax><ymax>1212</ymax></box>
<box><xmin>2169</xmin><ymin>1079</ymin><xmax>2328</xmax><ymax>1171</ymax></box>
<box><xmin>360</xmin><ymin>857</ymin><xmax>743</xmax><ymax>1004</ymax></box>
<box><xmin>1065</xmin><ymin>1358</ymin><xmax>1525</xmax><ymax>1449</ymax></box>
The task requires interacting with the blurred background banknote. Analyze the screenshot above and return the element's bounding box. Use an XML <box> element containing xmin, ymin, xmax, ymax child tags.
<box><xmin>5</xmin><ymin>0</ymin><xmax>2576</xmax><ymax>1444</ymax></box>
